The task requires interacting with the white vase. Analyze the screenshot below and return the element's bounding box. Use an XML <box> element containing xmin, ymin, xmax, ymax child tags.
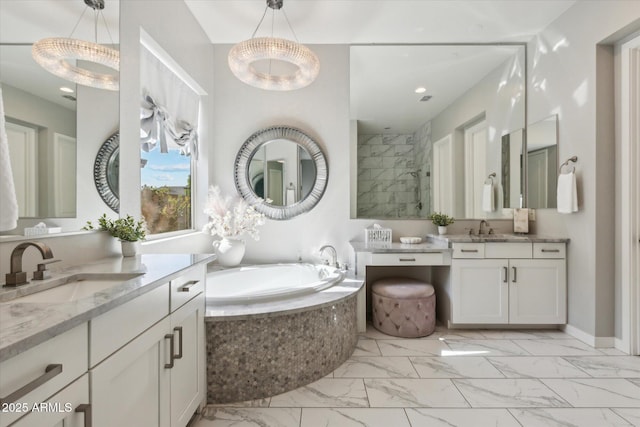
<box><xmin>212</xmin><ymin>238</ymin><xmax>245</xmax><ymax>267</ymax></box>
<box><xmin>121</xmin><ymin>240</ymin><xmax>141</xmax><ymax>257</ymax></box>
<box><xmin>438</xmin><ymin>226</ymin><xmax>448</xmax><ymax>235</ymax></box>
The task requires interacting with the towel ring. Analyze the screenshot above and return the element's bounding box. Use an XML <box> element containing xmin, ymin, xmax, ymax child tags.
<box><xmin>559</xmin><ymin>156</ymin><xmax>578</xmax><ymax>174</ymax></box>
<box><xmin>484</xmin><ymin>172</ymin><xmax>496</xmax><ymax>185</ymax></box>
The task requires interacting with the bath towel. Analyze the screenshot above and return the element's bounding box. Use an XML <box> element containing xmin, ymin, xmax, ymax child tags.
<box><xmin>0</xmin><ymin>87</ymin><xmax>19</xmax><ymax>231</ymax></box>
<box><xmin>557</xmin><ymin>171</ymin><xmax>578</xmax><ymax>213</ymax></box>
<box><xmin>482</xmin><ymin>183</ymin><xmax>495</xmax><ymax>212</ymax></box>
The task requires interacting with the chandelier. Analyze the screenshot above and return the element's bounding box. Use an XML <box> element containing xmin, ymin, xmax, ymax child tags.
<box><xmin>32</xmin><ymin>0</ymin><xmax>119</xmax><ymax>91</ymax></box>
<box><xmin>228</xmin><ymin>0</ymin><xmax>319</xmax><ymax>91</ymax></box>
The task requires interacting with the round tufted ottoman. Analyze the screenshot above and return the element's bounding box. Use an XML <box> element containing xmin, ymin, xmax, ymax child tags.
<box><xmin>371</xmin><ymin>278</ymin><xmax>436</xmax><ymax>338</ymax></box>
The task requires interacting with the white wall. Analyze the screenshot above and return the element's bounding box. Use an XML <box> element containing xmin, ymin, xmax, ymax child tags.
<box><xmin>528</xmin><ymin>1</ymin><xmax>640</xmax><ymax>339</ymax></box>
<box><xmin>212</xmin><ymin>44</ymin><xmax>446</xmax><ymax>265</ymax></box>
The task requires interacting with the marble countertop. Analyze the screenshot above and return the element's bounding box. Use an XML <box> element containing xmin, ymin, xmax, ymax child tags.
<box><xmin>0</xmin><ymin>253</ymin><xmax>215</xmax><ymax>363</ymax></box>
<box><xmin>427</xmin><ymin>234</ymin><xmax>570</xmax><ymax>244</ymax></box>
<box><xmin>205</xmin><ymin>270</ymin><xmax>364</xmax><ymax>320</ymax></box>
<box><xmin>349</xmin><ymin>241</ymin><xmax>451</xmax><ymax>253</ymax></box>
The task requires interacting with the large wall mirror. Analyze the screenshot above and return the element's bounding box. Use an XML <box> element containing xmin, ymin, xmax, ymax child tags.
<box><xmin>235</xmin><ymin>126</ymin><xmax>328</xmax><ymax>220</ymax></box>
<box><xmin>0</xmin><ymin>0</ymin><xmax>119</xmax><ymax>223</ymax></box>
<box><xmin>350</xmin><ymin>44</ymin><xmax>526</xmax><ymax>220</ymax></box>
<box><xmin>526</xmin><ymin>114</ymin><xmax>558</xmax><ymax>209</ymax></box>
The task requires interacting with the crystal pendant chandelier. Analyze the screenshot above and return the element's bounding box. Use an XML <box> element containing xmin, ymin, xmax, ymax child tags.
<box><xmin>228</xmin><ymin>0</ymin><xmax>319</xmax><ymax>91</ymax></box>
<box><xmin>32</xmin><ymin>0</ymin><xmax>119</xmax><ymax>91</ymax></box>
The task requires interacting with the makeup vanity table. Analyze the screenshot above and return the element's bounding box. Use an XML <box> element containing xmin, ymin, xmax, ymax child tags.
<box><xmin>350</xmin><ymin>235</ymin><xmax>568</xmax><ymax>332</ymax></box>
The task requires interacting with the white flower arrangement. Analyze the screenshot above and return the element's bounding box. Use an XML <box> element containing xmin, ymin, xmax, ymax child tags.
<box><xmin>202</xmin><ymin>185</ymin><xmax>266</xmax><ymax>240</ymax></box>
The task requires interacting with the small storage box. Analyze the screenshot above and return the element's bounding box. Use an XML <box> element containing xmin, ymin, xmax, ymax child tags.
<box><xmin>365</xmin><ymin>227</ymin><xmax>392</xmax><ymax>244</ymax></box>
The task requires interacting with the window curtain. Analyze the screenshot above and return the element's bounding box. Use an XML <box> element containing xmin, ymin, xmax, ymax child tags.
<box><xmin>140</xmin><ymin>46</ymin><xmax>199</xmax><ymax>158</ymax></box>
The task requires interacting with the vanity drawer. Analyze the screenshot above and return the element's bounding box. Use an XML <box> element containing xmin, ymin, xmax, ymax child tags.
<box><xmin>533</xmin><ymin>243</ymin><xmax>566</xmax><ymax>259</ymax></box>
<box><xmin>452</xmin><ymin>243</ymin><xmax>485</xmax><ymax>258</ymax></box>
<box><xmin>370</xmin><ymin>252</ymin><xmax>446</xmax><ymax>266</ymax></box>
<box><xmin>170</xmin><ymin>264</ymin><xmax>205</xmax><ymax>313</ymax></box>
<box><xmin>0</xmin><ymin>323</ymin><xmax>88</xmax><ymax>427</ymax></box>
<box><xmin>485</xmin><ymin>242</ymin><xmax>532</xmax><ymax>259</ymax></box>
<box><xmin>90</xmin><ymin>284</ymin><xmax>168</xmax><ymax>367</ymax></box>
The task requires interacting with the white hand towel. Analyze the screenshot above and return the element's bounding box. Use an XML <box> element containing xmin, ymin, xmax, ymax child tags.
<box><xmin>557</xmin><ymin>171</ymin><xmax>578</xmax><ymax>213</ymax></box>
<box><xmin>482</xmin><ymin>183</ymin><xmax>494</xmax><ymax>212</ymax></box>
<box><xmin>285</xmin><ymin>188</ymin><xmax>296</xmax><ymax>205</ymax></box>
<box><xmin>0</xmin><ymin>87</ymin><xmax>19</xmax><ymax>231</ymax></box>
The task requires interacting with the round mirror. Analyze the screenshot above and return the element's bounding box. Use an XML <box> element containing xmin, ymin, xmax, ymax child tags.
<box><xmin>94</xmin><ymin>132</ymin><xmax>120</xmax><ymax>213</ymax></box>
<box><xmin>235</xmin><ymin>126</ymin><xmax>328</xmax><ymax>220</ymax></box>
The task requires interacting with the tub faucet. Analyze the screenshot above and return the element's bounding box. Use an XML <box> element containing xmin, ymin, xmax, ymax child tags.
<box><xmin>5</xmin><ymin>241</ymin><xmax>55</xmax><ymax>287</ymax></box>
<box><xmin>478</xmin><ymin>220</ymin><xmax>491</xmax><ymax>235</ymax></box>
<box><xmin>319</xmin><ymin>245</ymin><xmax>338</xmax><ymax>268</ymax></box>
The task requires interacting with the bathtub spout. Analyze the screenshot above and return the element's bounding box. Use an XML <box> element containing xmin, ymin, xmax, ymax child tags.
<box><xmin>319</xmin><ymin>245</ymin><xmax>338</xmax><ymax>268</ymax></box>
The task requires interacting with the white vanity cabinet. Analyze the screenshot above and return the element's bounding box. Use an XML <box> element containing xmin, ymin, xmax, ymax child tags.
<box><xmin>90</xmin><ymin>263</ymin><xmax>206</xmax><ymax>427</ymax></box>
<box><xmin>450</xmin><ymin>242</ymin><xmax>566</xmax><ymax>325</ymax></box>
<box><xmin>0</xmin><ymin>324</ymin><xmax>89</xmax><ymax>427</ymax></box>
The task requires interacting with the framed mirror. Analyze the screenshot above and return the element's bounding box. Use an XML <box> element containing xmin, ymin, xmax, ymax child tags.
<box><xmin>235</xmin><ymin>126</ymin><xmax>328</xmax><ymax>220</ymax></box>
<box><xmin>350</xmin><ymin>44</ymin><xmax>526</xmax><ymax>220</ymax></box>
<box><xmin>0</xmin><ymin>0</ymin><xmax>119</xmax><ymax>232</ymax></box>
<box><xmin>94</xmin><ymin>133</ymin><xmax>120</xmax><ymax>213</ymax></box>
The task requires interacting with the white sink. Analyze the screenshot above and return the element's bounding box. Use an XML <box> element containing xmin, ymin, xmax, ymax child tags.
<box><xmin>13</xmin><ymin>273</ymin><xmax>143</xmax><ymax>304</ymax></box>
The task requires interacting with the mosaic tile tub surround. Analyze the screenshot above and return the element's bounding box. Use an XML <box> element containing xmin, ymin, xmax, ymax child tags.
<box><xmin>206</xmin><ymin>296</ymin><xmax>358</xmax><ymax>404</ymax></box>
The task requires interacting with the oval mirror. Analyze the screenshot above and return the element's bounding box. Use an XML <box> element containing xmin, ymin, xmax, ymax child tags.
<box><xmin>94</xmin><ymin>132</ymin><xmax>120</xmax><ymax>213</ymax></box>
<box><xmin>235</xmin><ymin>126</ymin><xmax>328</xmax><ymax>220</ymax></box>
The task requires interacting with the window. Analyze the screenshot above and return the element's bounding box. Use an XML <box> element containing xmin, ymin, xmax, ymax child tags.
<box><xmin>141</xmin><ymin>146</ymin><xmax>192</xmax><ymax>234</ymax></box>
<box><xmin>139</xmin><ymin>37</ymin><xmax>202</xmax><ymax>235</ymax></box>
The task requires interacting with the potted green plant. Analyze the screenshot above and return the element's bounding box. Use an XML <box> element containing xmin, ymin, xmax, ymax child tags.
<box><xmin>85</xmin><ymin>214</ymin><xmax>147</xmax><ymax>256</ymax></box>
<box><xmin>429</xmin><ymin>212</ymin><xmax>455</xmax><ymax>235</ymax></box>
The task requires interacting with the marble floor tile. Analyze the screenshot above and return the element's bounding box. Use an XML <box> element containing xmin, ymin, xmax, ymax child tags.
<box><xmin>452</xmin><ymin>379</ymin><xmax>568</xmax><ymax>408</ymax></box>
<box><xmin>269</xmin><ymin>379</ymin><xmax>369</xmax><ymax>408</ymax></box>
<box><xmin>333</xmin><ymin>356</ymin><xmax>418</xmax><ymax>378</ymax></box>
<box><xmin>443</xmin><ymin>339</ymin><xmax>531</xmax><ymax>356</ymax></box>
<box><xmin>362</xmin><ymin>324</ymin><xmax>403</xmax><ymax>340</ymax></box>
<box><xmin>198</xmin><ymin>408</ymin><xmax>301</xmax><ymax>427</ymax></box>
<box><xmin>513</xmin><ymin>339</ymin><xmax>604</xmax><ymax>356</ymax></box>
<box><xmin>352</xmin><ymin>338</ymin><xmax>381</xmax><ymax>356</ymax></box>
<box><xmin>509</xmin><ymin>408</ymin><xmax>633</xmax><ymax>427</ymax></box>
<box><xmin>542</xmin><ymin>378</ymin><xmax>640</xmax><ymax>407</ymax></box>
<box><xmin>410</xmin><ymin>356</ymin><xmax>505</xmax><ymax>378</ymax></box>
<box><xmin>487</xmin><ymin>356</ymin><xmax>590</xmax><ymax>378</ymax></box>
<box><xmin>377</xmin><ymin>339</ymin><xmax>450</xmax><ymax>356</ymax></box>
<box><xmin>300</xmin><ymin>408</ymin><xmax>411</xmax><ymax>427</ymax></box>
<box><xmin>204</xmin><ymin>398</ymin><xmax>271</xmax><ymax>408</ymax></box>
<box><xmin>599</xmin><ymin>347</ymin><xmax>629</xmax><ymax>356</ymax></box>
<box><xmin>564</xmin><ymin>356</ymin><xmax>640</xmax><ymax>377</ymax></box>
<box><xmin>538</xmin><ymin>330</ymin><xmax>575</xmax><ymax>339</ymax></box>
<box><xmin>433</xmin><ymin>327</ymin><xmax>487</xmax><ymax>340</ymax></box>
<box><xmin>479</xmin><ymin>330</ymin><xmax>556</xmax><ymax>340</ymax></box>
<box><xmin>364</xmin><ymin>378</ymin><xmax>469</xmax><ymax>407</ymax></box>
<box><xmin>612</xmin><ymin>409</ymin><xmax>640</xmax><ymax>426</ymax></box>
<box><xmin>405</xmin><ymin>408</ymin><xmax>521</xmax><ymax>427</ymax></box>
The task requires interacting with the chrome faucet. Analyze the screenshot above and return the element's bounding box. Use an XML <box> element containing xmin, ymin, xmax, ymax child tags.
<box><xmin>5</xmin><ymin>242</ymin><xmax>55</xmax><ymax>287</ymax></box>
<box><xmin>478</xmin><ymin>220</ymin><xmax>491</xmax><ymax>235</ymax></box>
<box><xmin>319</xmin><ymin>245</ymin><xmax>338</xmax><ymax>268</ymax></box>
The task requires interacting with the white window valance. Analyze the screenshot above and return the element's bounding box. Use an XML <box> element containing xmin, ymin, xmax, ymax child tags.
<box><xmin>140</xmin><ymin>45</ymin><xmax>199</xmax><ymax>158</ymax></box>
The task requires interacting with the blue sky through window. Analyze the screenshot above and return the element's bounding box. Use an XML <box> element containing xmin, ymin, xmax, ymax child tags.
<box><xmin>141</xmin><ymin>147</ymin><xmax>191</xmax><ymax>188</ymax></box>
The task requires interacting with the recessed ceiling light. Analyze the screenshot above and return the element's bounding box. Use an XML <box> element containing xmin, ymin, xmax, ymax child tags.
<box><xmin>59</xmin><ymin>86</ymin><xmax>74</xmax><ymax>93</ymax></box>
<box><xmin>415</xmin><ymin>87</ymin><xmax>427</xmax><ymax>94</ymax></box>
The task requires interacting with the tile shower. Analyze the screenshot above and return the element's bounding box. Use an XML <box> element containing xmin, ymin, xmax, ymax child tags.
<box><xmin>357</xmin><ymin>121</ymin><xmax>432</xmax><ymax>218</ymax></box>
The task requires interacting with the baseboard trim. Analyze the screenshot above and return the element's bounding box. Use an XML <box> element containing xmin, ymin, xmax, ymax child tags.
<box><xmin>562</xmin><ymin>324</ymin><xmax>615</xmax><ymax>348</ymax></box>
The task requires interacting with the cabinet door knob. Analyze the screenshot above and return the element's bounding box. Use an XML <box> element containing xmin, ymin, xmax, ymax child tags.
<box><xmin>503</xmin><ymin>266</ymin><xmax>508</xmax><ymax>283</ymax></box>
<box><xmin>75</xmin><ymin>403</ymin><xmax>92</xmax><ymax>427</ymax></box>
<box><xmin>541</xmin><ymin>249</ymin><xmax>560</xmax><ymax>253</ymax></box>
<box><xmin>399</xmin><ymin>258</ymin><xmax>416</xmax><ymax>262</ymax></box>
<box><xmin>164</xmin><ymin>334</ymin><xmax>175</xmax><ymax>369</ymax></box>
<box><xmin>461</xmin><ymin>249</ymin><xmax>478</xmax><ymax>253</ymax></box>
<box><xmin>512</xmin><ymin>266</ymin><xmax>517</xmax><ymax>283</ymax></box>
<box><xmin>173</xmin><ymin>326</ymin><xmax>183</xmax><ymax>360</ymax></box>
<box><xmin>0</xmin><ymin>363</ymin><xmax>63</xmax><ymax>405</ymax></box>
<box><xmin>178</xmin><ymin>280</ymin><xmax>199</xmax><ymax>292</ymax></box>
